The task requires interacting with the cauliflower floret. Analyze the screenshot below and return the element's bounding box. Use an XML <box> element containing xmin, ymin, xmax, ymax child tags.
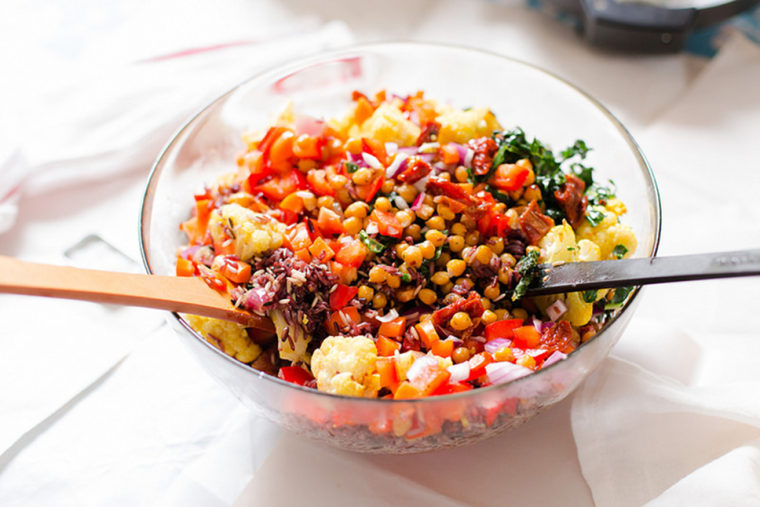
<box><xmin>208</xmin><ymin>203</ymin><xmax>285</xmax><ymax>261</ymax></box>
<box><xmin>184</xmin><ymin>315</ymin><xmax>262</xmax><ymax>363</ymax></box>
<box><xmin>350</xmin><ymin>103</ymin><xmax>421</xmax><ymax>146</ymax></box>
<box><xmin>436</xmin><ymin>106</ymin><xmax>500</xmax><ymax>144</ymax></box>
<box><xmin>310</xmin><ymin>335</ymin><xmax>381</xmax><ymax>397</ymax></box>
<box><xmin>575</xmin><ymin>205</ymin><xmax>637</xmax><ymax>260</ymax></box>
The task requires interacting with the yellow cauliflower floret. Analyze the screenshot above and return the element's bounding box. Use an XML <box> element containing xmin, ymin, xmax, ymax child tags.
<box><xmin>576</xmin><ymin>205</ymin><xmax>637</xmax><ymax>260</ymax></box>
<box><xmin>310</xmin><ymin>335</ymin><xmax>381</xmax><ymax>397</ymax></box>
<box><xmin>436</xmin><ymin>107</ymin><xmax>500</xmax><ymax>144</ymax></box>
<box><xmin>208</xmin><ymin>203</ymin><xmax>285</xmax><ymax>261</ymax></box>
<box><xmin>184</xmin><ymin>315</ymin><xmax>262</xmax><ymax>363</ymax></box>
<box><xmin>538</xmin><ymin>221</ymin><xmax>577</xmax><ymax>264</ymax></box>
<box><xmin>350</xmin><ymin>103</ymin><xmax>421</xmax><ymax>146</ymax></box>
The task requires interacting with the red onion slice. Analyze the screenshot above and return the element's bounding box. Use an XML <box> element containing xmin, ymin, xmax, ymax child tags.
<box><xmin>411</xmin><ymin>191</ymin><xmax>426</xmax><ymax>211</ymax></box>
<box><xmin>546</xmin><ymin>299</ymin><xmax>568</xmax><ymax>321</ymax></box>
<box><xmin>485</xmin><ymin>362</ymin><xmax>533</xmax><ymax>385</ymax></box>
<box><xmin>484</xmin><ymin>338</ymin><xmax>512</xmax><ymax>354</ymax></box>
<box><xmin>406</xmin><ymin>355</ymin><xmax>439</xmax><ymax>385</ymax></box>
<box><xmin>447</xmin><ymin>362</ymin><xmax>470</xmax><ymax>383</ymax></box>
<box><xmin>542</xmin><ymin>351</ymin><xmax>567</xmax><ymax>367</ymax></box>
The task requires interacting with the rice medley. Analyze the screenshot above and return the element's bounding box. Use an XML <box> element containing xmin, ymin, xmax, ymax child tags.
<box><xmin>177</xmin><ymin>90</ymin><xmax>637</xmax><ymax>399</ymax></box>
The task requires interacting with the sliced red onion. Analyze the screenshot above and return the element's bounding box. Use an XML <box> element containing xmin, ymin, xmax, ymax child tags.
<box><xmin>542</xmin><ymin>351</ymin><xmax>567</xmax><ymax>367</ymax></box>
<box><xmin>484</xmin><ymin>338</ymin><xmax>512</xmax><ymax>354</ymax></box>
<box><xmin>546</xmin><ymin>299</ymin><xmax>568</xmax><ymax>321</ymax></box>
<box><xmin>453</xmin><ymin>143</ymin><xmax>468</xmax><ymax>164</ymax></box>
<box><xmin>385</xmin><ymin>152</ymin><xmax>409</xmax><ymax>178</ymax></box>
<box><xmin>362</xmin><ymin>152</ymin><xmax>383</xmax><ymax>170</ymax></box>
<box><xmin>243</xmin><ymin>287</ymin><xmax>271</xmax><ymax>312</ymax></box>
<box><xmin>349</xmin><ymin>152</ymin><xmax>369</xmax><ymax>167</ymax></box>
<box><xmin>406</xmin><ymin>355</ymin><xmax>439</xmax><ymax>385</ymax></box>
<box><xmin>294</xmin><ymin>114</ymin><xmax>325</xmax><ymax>137</ymax></box>
<box><xmin>432</xmin><ymin>161</ymin><xmax>446</xmax><ymax>171</ymax></box>
<box><xmin>384</xmin><ymin>142</ymin><xmax>399</xmax><ymax>154</ymax></box>
<box><xmin>412</xmin><ymin>174</ymin><xmax>430</xmax><ymax>193</ymax></box>
<box><xmin>375</xmin><ymin>308</ymin><xmax>400</xmax><ymax>323</ymax></box>
<box><xmin>418</xmin><ymin>153</ymin><xmax>435</xmax><ymax>163</ymax></box>
<box><xmin>447</xmin><ymin>362</ymin><xmax>470</xmax><ymax>383</ymax></box>
<box><xmin>394</xmin><ymin>195</ymin><xmax>409</xmax><ymax>210</ymax></box>
<box><xmin>540</xmin><ymin>321</ymin><xmax>555</xmax><ymax>333</ymax></box>
<box><xmin>179</xmin><ymin>245</ymin><xmax>200</xmax><ymax>260</ymax></box>
<box><xmin>411</xmin><ymin>191</ymin><xmax>426</xmax><ymax>211</ymax></box>
<box><xmin>418</xmin><ymin>141</ymin><xmax>440</xmax><ymax>153</ymax></box>
<box><xmin>532</xmin><ymin>317</ymin><xmax>543</xmax><ymax>330</ymax></box>
<box><xmin>365</xmin><ymin>222</ymin><xmax>379</xmax><ymax>235</ymax></box>
<box><xmin>397</xmin><ymin>146</ymin><xmax>419</xmax><ymax>156</ymax></box>
<box><xmin>463</xmin><ymin>148</ymin><xmax>474</xmax><ymax>168</ymax></box>
<box><xmin>485</xmin><ymin>362</ymin><xmax>533</xmax><ymax>385</ymax></box>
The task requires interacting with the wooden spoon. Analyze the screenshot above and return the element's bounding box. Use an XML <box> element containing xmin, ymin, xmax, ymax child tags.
<box><xmin>0</xmin><ymin>255</ymin><xmax>274</xmax><ymax>332</ymax></box>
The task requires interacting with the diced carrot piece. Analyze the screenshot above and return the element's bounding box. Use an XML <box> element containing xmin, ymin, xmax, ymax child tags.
<box><xmin>376</xmin><ymin>335</ymin><xmax>401</xmax><ymax>357</ymax></box>
<box><xmin>512</xmin><ymin>326</ymin><xmax>541</xmax><ymax>349</ymax></box>
<box><xmin>393</xmin><ymin>381</ymin><xmax>422</xmax><ymax>400</ymax></box>
<box><xmin>378</xmin><ymin>316</ymin><xmax>406</xmax><ymax>338</ymax></box>
<box><xmin>317</xmin><ymin>207</ymin><xmax>344</xmax><ymax>236</ymax></box>
<box><xmin>294</xmin><ymin>248</ymin><xmax>311</xmax><ymax>263</ymax></box>
<box><xmin>279</xmin><ymin>193</ymin><xmax>304</xmax><ymax>214</ymax></box>
<box><xmin>269</xmin><ymin>130</ymin><xmax>295</xmax><ymax>173</ymax></box>
<box><xmin>353</xmin><ymin>96</ymin><xmax>375</xmax><ymax>124</ymax></box>
<box><xmin>176</xmin><ymin>257</ymin><xmax>195</xmax><ymax>277</ymax></box>
<box><xmin>439</xmin><ymin>143</ymin><xmax>460</xmax><ymax>165</ymax></box>
<box><xmin>308</xmin><ymin>236</ymin><xmax>335</xmax><ymax>262</ymax></box>
<box><xmin>415</xmin><ymin>320</ymin><xmax>440</xmax><ymax>349</ymax></box>
<box><xmin>431</xmin><ymin>339</ymin><xmax>454</xmax><ymax>358</ymax></box>
<box><xmin>376</xmin><ymin>356</ymin><xmax>398</xmax><ymax>389</ymax></box>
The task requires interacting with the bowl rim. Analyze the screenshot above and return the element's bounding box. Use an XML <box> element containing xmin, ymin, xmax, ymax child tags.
<box><xmin>139</xmin><ymin>40</ymin><xmax>662</xmax><ymax>405</ymax></box>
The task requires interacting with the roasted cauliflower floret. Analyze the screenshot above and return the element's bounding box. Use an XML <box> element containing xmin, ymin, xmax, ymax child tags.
<box><xmin>351</xmin><ymin>103</ymin><xmax>421</xmax><ymax>146</ymax></box>
<box><xmin>184</xmin><ymin>315</ymin><xmax>262</xmax><ymax>363</ymax></box>
<box><xmin>310</xmin><ymin>335</ymin><xmax>381</xmax><ymax>397</ymax></box>
<box><xmin>575</xmin><ymin>204</ymin><xmax>637</xmax><ymax>260</ymax></box>
<box><xmin>436</xmin><ymin>106</ymin><xmax>500</xmax><ymax>144</ymax></box>
<box><xmin>208</xmin><ymin>203</ymin><xmax>284</xmax><ymax>261</ymax></box>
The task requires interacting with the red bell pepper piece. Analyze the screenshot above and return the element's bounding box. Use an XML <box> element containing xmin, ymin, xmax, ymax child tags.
<box><xmin>484</xmin><ymin>318</ymin><xmax>524</xmax><ymax>341</ymax></box>
<box><xmin>329</xmin><ymin>284</ymin><xmax>359</xmax><ymax>311</ymax></box>
<box><xmin>278</xmin><ymin>366</ymin><xmax>314</xmax><ymax>386</ymax></box>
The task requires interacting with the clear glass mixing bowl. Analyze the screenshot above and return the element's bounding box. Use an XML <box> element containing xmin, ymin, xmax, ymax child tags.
<box><xmin>140</xmin><ymin>42</ymin><xmax>661</xmax><ymax>453</ymax></box>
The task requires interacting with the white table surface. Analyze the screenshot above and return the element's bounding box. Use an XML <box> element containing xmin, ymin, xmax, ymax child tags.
<box><xmin>2</xmin><ymin>1</ymin><xmax>759</xmax><ymax>505</ymax></box>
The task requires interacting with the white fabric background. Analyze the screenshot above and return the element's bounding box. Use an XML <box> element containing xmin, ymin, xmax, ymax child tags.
<box><xmin>1</xmin><ymin>0</ymin><xmax>759</xmax><ymax>505</ymax></box>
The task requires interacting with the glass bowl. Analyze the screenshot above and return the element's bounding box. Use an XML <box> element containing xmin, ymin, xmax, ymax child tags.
<box><xmin>139</xmin><ymin>42</ymin><xmax>661</xmax><ymax>454</ymax></box>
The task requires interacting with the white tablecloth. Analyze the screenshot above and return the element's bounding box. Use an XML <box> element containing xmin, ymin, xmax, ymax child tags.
<box><xmin>1</xmin><ymin>1</ymin><xmax>759</xmax><ymax>505</ymax></box>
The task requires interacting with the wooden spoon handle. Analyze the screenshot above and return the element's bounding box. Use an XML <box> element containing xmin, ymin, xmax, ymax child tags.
<box><xmin>0</xmin><ymin>255</ymin><xmax>274</xmax><ymax>331</ymax></box>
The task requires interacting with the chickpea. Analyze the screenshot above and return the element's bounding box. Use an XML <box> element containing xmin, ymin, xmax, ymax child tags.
<box><xmin>396</xmin><ymin>209</ymin><xmax>416</xmax><ymax>228</ymax></box>
<box><xmin>425</xmin><ymin>229</ymin><xmax>447</xmax><ymax>247</ymax></box>
<box><xmin>396</xmin><ymin>287</ymin><xmax>416</xmax><ymax>303</ymax></box>
<box><xmin>488</xmin><ymin>237</ymin><xmax>505</xmax><ymax>255</ymax></box>
<box><xmin>454</xmin><ymin>166</ymin><xmax>469</xmax><ymax>183</ymax></box>
<box><xmin>405</xmin><ymin>224</ymin><xmax>422</xmax><ymax>240</ymax></box>
<box><xmin>372</xmin><ymin>293</ymin><xmax>388</xmax><ymax>309</ymax></box>
<box><xmin>395</xmin><ymin>243</ymin><xmax>410</xmax><ymax>257</ymax></box>
<box><xmin>296</xmin><ymin>190</ymin><xmax>317</xmax><ymax>211</ymax></box>
<box><xmin>517</xmin><ymin>355</ymin><xmax>536</xmax><ymax>369</ymax></box>
<box><xmin>418</xmin><ymin>288</ymin><xmax>437</xmax><ymax>306</ymax></box>
<box><xmin>436</xmin><ymin>252</ymin><xmax>451</xmax><ymax>267</ymax></box>
<box><xmin>452</xmin><ymin>346</ymin><xmax>471</xmax><ymax>364</ymax></box>
<box><xmin>446</xmin><ymin>259</ymin><xmax>467</xmax><ymax>277</ymax></box>
<box><xmin>481</xmin><ymin>309</ymin><xmax>498</xmax><ymax>325</ymax></box>
<box><xmin>523</xmin><ymin>184</ymin><xmax>542</xmax><ymax>202</ymax></box>
<box><xmin>431</xmin><ymin>271</ymin><xmax>450</xmax><ymax>286</ymax></box>
<box><xmin>351</xmin><ymin>168</ymin><xmax>373</xmax><ymax>185</ymax></box>
<box><xmin>450</xmin><ymin>312</ymin><xmax>473</xmax><ymax>330</ymax></box>
<box><xmin>511</xmin><ymin>308</ymin><xmax>529</xmax><ymax>321</ymax></box>
<box><xmin>386</xmin><ymin>275</ymin><xmax>402</xmax><ymax>289</ymax></box>
<box><xmin>415</xmin><ymin>204</ymin><xmax>435</xmax><ymax>221</ymax></box>
<box><xmin>375</xmin><ymin>196</ymin><xmax>392</xmax><ymax>212</ymax></box>
<box><xmin>369</xmin><ymin>266</ymin><xmax>388</xmax><ymax>283</ymax></box>
<box><xmin>329</xmin><ymin>174</ymin><xmax>348</xmax><ymax>190</ymax></box>
<box><xmin>450</xmin><ymin>222</ymin><xmax>467</xmax><ymax>236</ymax></box>
<box><xmin>316</xmin><ymin>195</ymin><xmax>335</xmax><ymax>209</ymax></box>
<box><xmin>495</xmin><ymin>346</ymin><xmax>515</xmax><ymax>363</ymax></box>
<box><xmin>381</xmin><ymin>179</ymin><xmax>395</xmax><ymax>194</ymax></box>
<box><xmin>396</xmin><ymin>183</ymin><xmax>418</xmax><ymax>203</ymax></box>
<box><xmin>483</xmin><ymin>284</ymin><xmax>501</xmax><ymax>300</ymax></box>
<box><xmin>402</xmin><ymin>246</ymin><xmax>423</xmax><ymax>268</ymax></box>
<box><xmin>426</xmin><ymin>216</ymin><xmax>446</xmax><ymax>230</ymax></box>
<box><xmin>475</xmin><ymin>245</ymin><xmax>493</xmax><ymax>265</ymax></box>
<box><xmin>419</xmin><ymin>240</ymin><xmax>436</xmax><ymax>260</ymax></box>
<box><xmin>357</xmin><ymin>285</ymin><xmax>374</xmax><ymax>301</ymax></box>
<box><xmin>494</xmin><ymin>308</ymin><xmax>510</xmax><ymax>320</ymax></box>
<box><xmin>343</xmin><ymin>216</ymin><xmax>363</xmax><ymax>235</ymax></box>
<box><xmin>436</xmin><ymin>204</ymin><xmax>456</xmax><ymax>221</ymax></box>
<box><xmin>344</xmin><ymin>201</ymin><xmax>369</xmax><ymax>219</ymax></box>
<box><xmin>465</xmin><ymin>230</ymin><xmax>480</xmax><ymax>246</ymax></box>
<box><xmin>345</xmin><ymin>138</ymin><xmax>363</xmax><ymax>154</ymax></box>
<box><xmin>448</xmin><ymin>235</ymin><xmax>465</xmax><ymax>253</ymax></box>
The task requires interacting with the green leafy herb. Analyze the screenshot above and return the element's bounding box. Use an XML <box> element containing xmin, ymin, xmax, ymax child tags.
<box><xmin>400</xmin><ymin>272</ymin><xmax>412</xmax><ymax>283</ymax></box>
<box><xmin>582</xmin><ymin>290</ymin><xmax>598</xmax><ymax>303</ymax></box>
<box><xmin>344</xmin><ymin>161</ymin><xmax>359</xmax><ymax>174</ymax></box>
<box><xmin>585</xmin><ymin>208</ymin><xmax>606</xmax><ymax>227</ymax></box>
<box><xmin>512</xmin><ymin>249</ymin><xmax>541</xmax><ymax>301</ymax></box>
<box><xmin>484</xmin><ymin>184</ymin><xmax>513</xmax><ymax>206</ymax></box>
<box><xmin>612</xmin><ymin>244</ymin><xmax>628</xmax><ymax>259</ymax></box>
<box><xmin>605</xmin><ymin>286</ymin><xmax>634</xmax><ymax>309</ymax></box>
<box><xmin>560</xmin><ymin>139</ymin><xmax>590</xmax><ymax>161</ymax></box>
<box><xmin>571</xmin><ymin>162</ymin><xmax>594</xmax><ymax>188</ymax></box>
<box><xmin>587</xmin><ymin>180</ymin><xmax>616</xmax><ymax>206</ymax></box>
<box><xmin>358</xmin><ymin>230</ymin><xmax>385</xmax><ymax>254</ymax></box>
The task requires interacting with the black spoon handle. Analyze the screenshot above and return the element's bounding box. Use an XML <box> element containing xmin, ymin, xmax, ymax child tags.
<box><xmin>528</xmin><ymin>249</ymin><xmax>760</xmax><ymax>295</ymax></box>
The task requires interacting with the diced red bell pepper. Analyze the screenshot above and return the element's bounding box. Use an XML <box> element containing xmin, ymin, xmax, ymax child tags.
<box><xmin>376</xmin><ymin>336</ymin><xmax>401</xmax><ymax>357</ymax></box>
<box><xmin>361</xmin><ymin>137</ymin><xmax>388</xmax><ymax>167</ymax></box>
<box><xmin>484</xmin><ymin>318</ymin><xmax>524</xmax><ymax>341</ymax></box>
<box><xmin>255</xmin><ymin>170</ymin><xmax>305</xmax><ymax>201</ymax></box>
<box><xmin>325</xmin><ymin>306</ymin><xmax>361</xmax><ymax>334</ymax></box>
<box><xmin>369</xmin><ymin>209</ymin><xmax>403</xmax><ymax>238</ymax></box>
<box><xmin>378</xmin><ymin>316</ymin><xmax>406</xmax><ymax>338</ymax></box>
<box><xmin>317</xmin><ymin>206</ymin><xmax>344</xmax><ymax>236</ymax></box>
<box><xmin>467</xmin><ymin>352</ymin><xmax>494</xmax><ymax>381</ymax></box>
<box><xmin>334</xmin><ymin>238</ymin><xmax>367</xmax><ymax>268</ymax></box>
<box><xmin>492</xmin><ymin>163</ymin><xmax>530</xmax><ymax>192</ymax></box>
<box><xmin>329</xmin><ymin>284</ymin><xmax>359</xmax><ymax>310</ymax></box>
<box><xmin>278</xmin><ymin>366</ymin><xmax>314</xmax><ymax>386</ymax></box>
<box><xmin>283</xmin><ymin>222</ymin><xmax>312</xmax><ymax>251</ymax></box>
<box><xmin>512</xmin><ymin>326</ymin><xmax>542</xmax><ymax>349</ymax></box>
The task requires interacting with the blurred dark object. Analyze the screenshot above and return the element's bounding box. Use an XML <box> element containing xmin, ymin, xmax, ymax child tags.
<box><xmin>544</xmin><ymin>0</ymin><xmax>760</xmax><ymax>52</ymax></box>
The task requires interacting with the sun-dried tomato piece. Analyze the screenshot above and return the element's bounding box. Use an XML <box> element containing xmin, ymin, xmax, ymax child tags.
<box><xmin>554</xmin><ymin>174</ymin><xmax>588</xmax><ymax>228</ymax></box>
<box><xmin>541</xmin><ymin>320</ymin><xmax>579</xmax><ymax>354</ymax></box>
<box><xmin>470</xmin><ymin>137</ymin><xmax>498</xmax><ymax>176</ymax></box>
<box><xmin>518</xmin><ymin>200</ymin><xmax>554</xmax><ymax>244</ymax></box>
<box><xmin>397</xmin><ymin>156</ymin><xmax>432</xmax><ymax>184</ymax></box>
